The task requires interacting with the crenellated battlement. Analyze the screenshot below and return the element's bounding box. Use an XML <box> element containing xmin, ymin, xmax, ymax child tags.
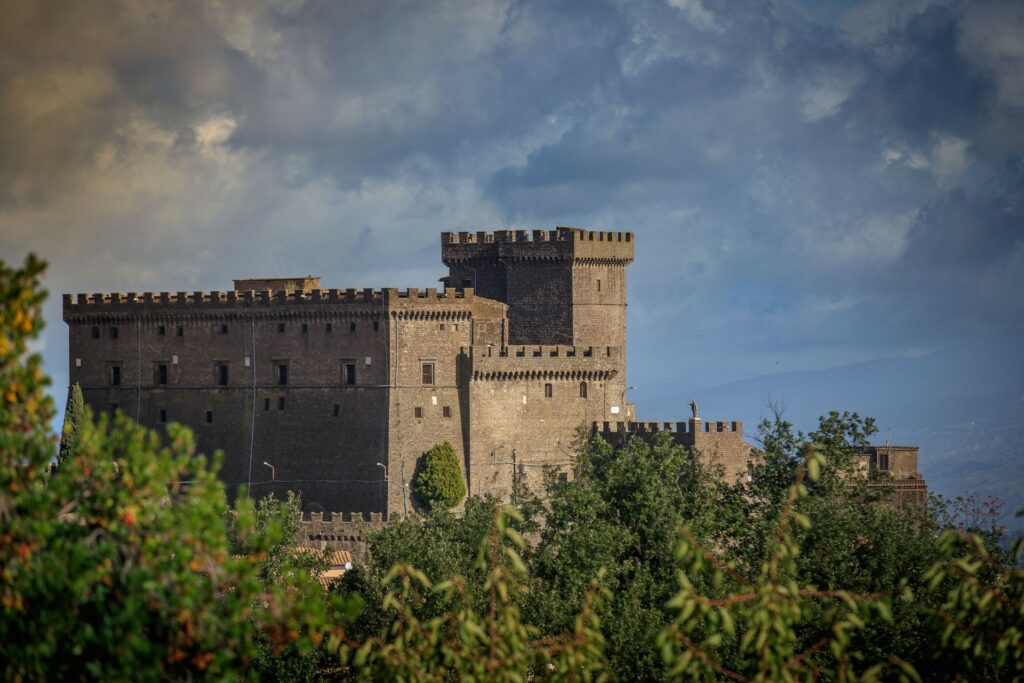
<box><xmin>442</xmin><ymin>227</ymin><xmax>633</xmax><ymax>245</ymax></box>
<box><xmin>464</xmin><ymin>344</ymin><xmax>621</xmax><ymax>381</ymax></box>
<box><xmin>442</xmin><ymin>226</ymin><xmax>634</xmax><ymax>264</ymax></box>
<box><xmin>596</xmin><ymin>419</ymin><xmax>744</xmax><ymax>436</ymax></box>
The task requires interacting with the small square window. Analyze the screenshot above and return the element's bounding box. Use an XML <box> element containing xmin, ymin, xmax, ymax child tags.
<box><xmin>326</xmin><ymin>322</ymin><xmax>333</xmax><ymax>333</ymax></box>
<box><xmin>264</xmin><ymin>398</ymin><xmax>270</xmax><ymax>411</ymax></box>
<box><xmin>157</xmin><ymin>325</ymin><xmax>165</xmax><ymax>336</ymax></box>
<box><xmin>159</xmin><ymin>409</ymin><xmax>167</xmax><ymax>423</ymax></box>
<box><xmin>544</xmin><ymin>383</ymin><xmax>553</xmax><ymax>398</ymax></box>
<box><xmin>91</xmin><ymin>326</ymin><xmax>100</xmax><ymax>339</ymax></box>
<box><xmin>414</xmin><ymin>406</ymin><xmax>423</xmax><ymax>419</ymax></box>
<box><xmin>439</xmin><ymin>323</ymin><xmax>445</xmax><ymax>331</ymax></box>
<box><xmin>205</xmin><ymin>410</ymin><xmax>213</xmax><ymax>424</ymax></box>
<box><xmin>277</xmin><ymin>322</ymin><xmax>286</xmax><ymax>333</ymax></box>
<box><xmin>110</xmin><ymin>326</ymin><xmax>118</xmax><ymax>339</ymax></box>
<box><xmin>176</xmin><ymin>326</ymin><xmax>184</xmax><ymax>337</ymax></box>
<box><xmin>558</xmin><ymin>472</ymin><xmax>568</xmax><ymax>484</ymax></box>
<box><xmin>218</xmin><ymin>324</ymin><xmax>228</xmax><ymax>335</ymax></box>
<box><xmin>349</xmin><ymin>322</ymin><xmax>356</xmax><ymax>333</ymax></box>
<box><xmin>373</xmin><ymin>321</ymin><xmax>380</xmax><ymax>331</ymax></box>
<box><xmin>333</xmin><ymin>404</ymin><xmax>340</xmax><ymax>417</ymax></box>
<box><xmin>278</xmin><ymin>397</ymin><xmax>285</xmax><ymax>411</ymax></box>
<box><xmin>276</xmin><ymin>364</ymin><xmax>288</xmax><ymax>386</ymax></box>
<box><xmin>421</xmin><ymin>363</ymin><xmax>435</xmax><ymax>385</ymax></box>
<box><xmin>301</xmin><ymin>322</ymin><xmax>308</xmax><ymax>333</ymax></box>
<box><xmin>442</xmin><ymin>406</ymin><xmax>451</xmax><ymax>418</ymax></box>
<box><xmin>216</xmin><ymin>363</ymin><xmax>228</xmax><ymax>386</ymax></box>
<box><xmin>342</xmin><ymin>362</ymin><xmax>357</xmax><ymax>386</ymax></box>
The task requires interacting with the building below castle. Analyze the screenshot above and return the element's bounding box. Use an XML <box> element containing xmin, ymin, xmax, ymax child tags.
<box><xmin>63</xmin><ymin>227</ymin><xmax>925</xmax><ymax>527</ymax></box>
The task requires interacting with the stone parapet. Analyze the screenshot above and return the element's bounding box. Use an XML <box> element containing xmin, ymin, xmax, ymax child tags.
<box><xmin>442</xmin><ymin>227</ymin><xmax>633</xmax><ymax>265</ymax></box>
<box><xmin>464</xmin><ymin>345</ymin><xmax>621</xmax><ymax>381</ymax></box>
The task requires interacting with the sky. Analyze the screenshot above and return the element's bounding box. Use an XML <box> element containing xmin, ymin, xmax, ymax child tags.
<box><xmin>1</xmin><ymin>0</ymin><xmax>1022</xmax><ymax>421</ymax></box>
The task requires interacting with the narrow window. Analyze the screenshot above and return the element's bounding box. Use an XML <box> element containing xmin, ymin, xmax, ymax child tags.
<box><xmin>326</xmin><ymin>322</ymin><xmax>333</xmax><ymax>333</ymax></box>
<box><xmin>155</xmin><ymin>363</ymin><xmax>168</xmax><ymax>386</ymax></box>
<box><xmin>747</xmin><ymin>463</ymin><xmax>754</xmax><ymax>482</ymax></box>
<box><xmin>205</xmin><ymin>410</ymin><xmax>213</xmax><ymax>424</ymax></box>
<box><xmin>110</xmin><ymin>326</ymin><xmax>118</xmax><ymax>339</ymax></box>
<box><xmin>544</xmin><ymin>383</ymin><xmax>553</xmax><ymax>398</ymax></box>
<box><xmin>216</xmin><ymin>363</ymin><xmax>228</xmax><ymax>386</ymax></box>
<box><xmin>558</xmin><ymin>472</ymin><xmax>568</xmax><ymax>484</ymax></box>
<box><xmin>219</xmin><ymin>324</ymin><xmax>228</xmax><ymax>335</ymax></box>
<box><xmin>879</xmin><ymin>452</ymin><xmax>890</xmax><ymax>471</ymax></box>
<box><xmin>276</xmin><ymin>364</ymin><xmax>288</xmax><ymax>386</ymax></box>
<box><xmin>159</xmin><ymin>409</ymin><xmax>167</xmax><ymax>423</ymax></box>
<box><xmin>91</xmin><ymin>326</ymin><xmax>100</xmax><ymax>339</ymax></box>
<box><xmin>421</xmin><ymin>363</ymin><xmax>435</xmax><ymax>385</ymax></box>
<box><xmin>373</xmin><ymin>321</ymin><xmax>379</xmax><ymax>331</ymax></box>
<box><xmin>157</xmin><ymin>325</ymin><xmax>166</xmax><ymax>336</ymax></box>
<box><xmin>176</xmin><ymin>326</ymin><xmax>184</xmax><ymax>337</ymax></box>
<box><xmin>263</xmin><ymin>398</ymin><xmax>270</xmax><ymax>411</ymax></box>
<box><xmin>579</xmin><ymin>381</ymin><xmax>587</xmax><ymax>398</ymax></box>
<box><xmin>277</xmin><ymin>322</ymin><xmax>286</xmax><ymax>334</ymax></box>
<box><xmin>597</xmin><ymin>279</ymin><xmax>602</xmax><ymax>292</ymax></box>
<box><xmin>342</xmin><ymin>362</ymin><xmax>357</xmax><ymax>386</ymax></box>
<box><xmin>414</xmin><ymin>406</ymin><xmax>423</xmax><ymax>419</ymax></box>
<box><xmin>349</xmin><ymin>322</ymin><xmax>356</xmax><ymax>333</ymax></box>
<box><xmin>110</xmin><ymin>365</ymin><xmax>122</xmax><ymax>387</ymax></box>
<box><xmin>278</xmin><ymin>397</ymin><xmax>285</xmax><ymax>411</ymax></box>
<box><xmin>333</xmin><ymin>404</ymin><xmax>340</xmax><ymax>417</ymax></box>
<box><xmin>301</xmin><ymin>322</ymin><xmax>308</xmax><ymax>334</ymax></box>
<box><xmin>442</xmin><ymin>406</ymin><xmax>452</xmax><ymax>418</ymax></box>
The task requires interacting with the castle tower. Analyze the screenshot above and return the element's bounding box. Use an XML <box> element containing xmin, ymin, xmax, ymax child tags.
<box><xmin>440</xmin><ymin>228</ymin><xmax>634</xmax><ymax>349</ymax></box>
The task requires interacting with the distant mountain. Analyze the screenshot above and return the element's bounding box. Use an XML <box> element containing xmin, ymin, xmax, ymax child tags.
<box><xmin>637</xmin><ymin>335</ymin><xmax>1024</xmax><ymax>530</ymax></box>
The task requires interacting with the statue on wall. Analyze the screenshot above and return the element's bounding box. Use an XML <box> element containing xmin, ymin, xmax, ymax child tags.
<box><xmin>689</xmin><ymin>400</ymin><xmax>699</xmax><ymax>420</ymax></box>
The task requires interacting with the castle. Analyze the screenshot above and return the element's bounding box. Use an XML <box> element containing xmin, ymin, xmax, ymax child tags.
<box><xmin>63</xmin><ymin>228</ymin><xmax>924</xmax><ymax>526</ymax></box>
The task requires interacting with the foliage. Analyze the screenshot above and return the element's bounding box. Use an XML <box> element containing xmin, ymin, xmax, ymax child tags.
<box><xmin>414</xmin><ymin>441</ymin><xmax>467</xmax><ymax>511</ymax></box>
<box><xmin>0</xmin><ymin>255</ymin><xmax>346</xmax><ymax>681</ymax></box>
<box><xmin>58</xmin><ymin>382</ymin><xmax>85</xmax><ymax>465</ymax></box>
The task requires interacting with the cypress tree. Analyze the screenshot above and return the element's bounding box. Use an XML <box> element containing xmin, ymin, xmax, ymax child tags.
<box><xmin>414</xmin><ymin>441</ymin><xmax>466</xmax><ymax>510</ymax></box>
<box><xmin>58</xmin><ymin>382</ymin><xmax>85</xmax><ymax>464</ymax></box>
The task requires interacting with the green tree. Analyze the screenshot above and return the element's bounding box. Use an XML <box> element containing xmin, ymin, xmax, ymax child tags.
<box><xmin>57</xmin><ymin>382</ymin><xmax>85</xmax><ymax>465</ymax></box>
<box><xmin>414</xmin><ymin>441</ymin><xmax>466</xmax><ymax>511</ymax></box>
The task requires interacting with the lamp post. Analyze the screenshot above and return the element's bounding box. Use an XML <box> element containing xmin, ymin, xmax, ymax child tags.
<box><xmin>262</xmin><ymin>461</ymin><xmax>275</xmax><ymax>480</ymax></box>
<box><xmin>376</xmin><ymin>462</ymin><xmax>388</xmax><ymax>479</ymax></box>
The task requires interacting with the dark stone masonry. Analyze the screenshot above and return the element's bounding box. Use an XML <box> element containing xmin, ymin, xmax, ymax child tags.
<box><xmin>64</xmin><ymin>227</ymin><xmax>925</xmax><ymax>549</ymax></box>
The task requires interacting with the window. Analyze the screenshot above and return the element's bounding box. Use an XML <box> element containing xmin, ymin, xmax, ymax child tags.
<box><xmin>879</xmin><ymin>452</ymin><xmax>890</xmax><ymax>471</ymax></box>
<box><xmin>263</xmin><ymin>398</ymin><xmax>270</xmax><ymax>411</ymax></box>
<box><xmin>544</xmin><ymin>383</ymin><xmax>553</xmax><ymax>398</ymax></box>
<box><xmin>597</xmin><ymin>279</ymin><xmax>602</xmax><ymax>292</ymax></box>
<box><xmin>110</xmin><ymin>365</ymin><xmax>122</xmax><ymax>387</ymax></box>
<box><xmin>342</xmin><ymin>362</ymin><xmax>357</xmax><ymax>386</ymax></box>
<box><xmin>442</xmin><ymin>406</ymin><xmax>452</xmax><ymax>418</ymax></box>
<box><xmin>205</xmin><ymin>410</ymin><xmax>213</xmax><ymax>424</ymax></box>
<box><xmin>220</xmin><ymin>324</ymin><xmax>229</xmax><ymax>335</ymax></box>
<box><xmin>301</xmin><ymin>322</ymin><xmax>308</xmax><ymax>334</ymax></box>
<box><xmin>278</xmin><ymin>397</ymin><xmax>285</xmax><ymax>411</ymax></box>
<box><xmin>333</xmin><ymin>404</ymin><xmax>340</xmax><ymax>417</ymax></box>
<box><xmin>373</xmin><ymin>321</ymin><xmax>379</xmax><ymax>331</ymax></box>
<box><xmin>414</xmin><ymin>406</ymin><xmax>423</xmax><ymax>419</ymax></box>
<box><xmin>176</xmin><ymin>326</ymin><xmax>184</xmax><ymax>337</ymax></box>
<box><xmin>326</xmin><ymin>322</ymin><xmax>333</xmax><ymax>333</ymax></box>
<box><xmin>91</xmin><ymin>326</ymin><xmax>100</xmax><ymax>339</ymax></box>
<box><xmin>558</xmin><ymin>472</ymin><xmax>568</xmax><ymax>484</ymax></box>
<box><xmin>439</xmin><ymin>323</ymin><xmax>445</xmax><ymax>331</ymax></box>
<box><xmin>277</xmin><ymin>322</ymin><xmax>286</xmax><ymax>333</ymax></box>
<box><xmin>157</xmin><ymin>325</ymin><xmax>165</xmax><ymax>336</ymax></box>
<box><xmin>216</xmin><ymin>363</ymin><xmax>228</xmax><ymax>386</ymax></box>
<box><xmin>349</xmin><ymin>322</ymin><xmax>356</xmax><ymax>333</ymax></box>
<box><xmin>155</xmin><ymin>363</ymin><xmax>168</xmax><ymax>386</ymax></box>
<box><xmin>110</xmin><ymin>326</ymin><xmax>118</xmax><ymax>339</ymax></box>
<box><xmin>159</xmin><ymin>409</ymin><xmax>167</xmax><ymax>423</ymax></box>
<box><xmin>276</xmin><ymin>364</ymin><xmax>288</xmax><ymax>386</ymax></box>
<box><xmin>747</xmin><ymin>463</ymin><xmax>754</xmax><ymax>482</ymax></box>
<box><xmin>421</xmin><ymin>363</ymin><xmax>435</xmax><ymax>385</ymax></box>
<box><xmin>579</xmin><ymin>381</ymin><xmax>587</xmax><ymax>398</ymax></box>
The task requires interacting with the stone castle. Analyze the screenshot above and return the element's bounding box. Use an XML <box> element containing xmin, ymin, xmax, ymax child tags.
<box><xmin>63</xmin><ymin>227</ymin><xmax>924</xmax><ymax>527</ymax></box>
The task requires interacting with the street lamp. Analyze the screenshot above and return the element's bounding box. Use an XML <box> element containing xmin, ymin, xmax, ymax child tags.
<box><xmin>376</xmin><ymin>462</ymin><xmax>388</xmax><ymax>480</ymax></box>
<box><xmin>262</xmin><ymin>461</ymin><xmax>275</xmax><ymax>480</ymax></box>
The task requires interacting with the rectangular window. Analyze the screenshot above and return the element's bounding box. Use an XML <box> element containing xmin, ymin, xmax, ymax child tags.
<box><xmin>579</xmin><ymin>381</ymin><xmax>587</xmax><ymax>398</ymax></box>
<box><xmin>216</xmin><ymin>363</ymin><xmax>228</xmax><ymax>386</ymax></box>
<box><xmin>176</xmin><ymin>326</ymin><xmax>184</xmax><ymax>337</ymax></box>
<box><xmin>110</xmin><ymin>365</ymin><xmax>122</xmax><ymax>387</ymax></box>
<box><xmin>110</xmin><ymin>326</ymin><xmax>118</xmax><ymax>339</ymax></box>
<box><xmin>205</xmin><ymin>410</ymin><xmax>213</xmax><ymax>424</ymax></box>
<box><xmin>301</xmin><ymin>322</ymin><xmax>308</xmax><ymax>333</ymax></box>
<box><xmin>278</xmin><ymin>397</ymin><xmax>285</xmax><ymax>411</ymax></box>
<box><xmin>218</xmin><ymin>324</ymin><xmax>228</xmax><ymax>335</ymax></box>
<box><xmin>414</xmin><ymin>406</ymin><xmax>423</xmax><ymax>419</ymax></box>
<box><xmin>544</xmin><ymin>383</ymin><xmax>553</xmax><ymax>398</ymax></box>
<box><xmin>421</xmin><ymin>363</ymin><xmax>435</xmax><ymax>385</ymax></box>
<box><xmin>264</xmin><ymin>398</ymin><xmax>270</xmax><ymax>411</ymax></box>
<box><xmin>326</xmin><ymin>322</ymin><xmax>333</xmax><ymax>333</ymax></box>
<box><xmin>333</xmin><ymin>404</ymin><xmax>340</xmax><ymax>417</ymax></box>
<box><xmin>439</xmin><ymin>323</ymin><xmax>445</xmax><ymax>331</ymax></box>
<box><xmin>157</xmin><ymin>325</ymin><xmax>166</xmax><ymax>336</ymax></box>
<box><xmin>155</xmin><ymin>363</ymin><xmax>168</xmax><ymax>386</ymax></box>
<box><xmin>276</xmin><ymin>364</ymin><xmax>288</xmax><ymax>386</ymax></box>
<box><xmin>349</xmin><ymin>322</ymin><xmax>356</xmax><ymax>333</ymax></box>
<box><xmin>558</xmin><ymin>472</ymin><xmax>568</xmax><ymax>484</ymax></box>
<box><xmin>879</xmin><ymin>452</ymin><xmax>890</xmax><ymax>471</ymax></box>
<box><xmin>277</xmin><ymin>322</ymin><xmax>286</xmax><ymax>334</ymax></box>
<box><xmin>342</xmin><ymin>362</ymin><xmax>357</xmax><ymax>386</ymax></box>
<box><xmin>159</xmin><ymin>409</ymin><xmax>167</xmax><ymax>423</ymax></box>
<box><xmin>91</xmin><ymin>326</ymin><xmax>100</xmax><ymax>339</ymax></box>
<box><xmin>373</xmin><ymin>321</ymin><xmax>379</xmax><ymax>331</ymax></box>
<box><xmin>597</xmin><ymin>279</ymin><xmax>602</xmax><ymax>292</ymax></box>
<box><xmin>442</xmin><ymin>406</ymin><xmax>451</xmax><ymax>418</ymax></box>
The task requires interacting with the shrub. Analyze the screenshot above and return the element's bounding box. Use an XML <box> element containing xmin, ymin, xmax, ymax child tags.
<box><xmin>413</xmin><ymin>441</ymin><xmax>466</xmax><ymax>510</ymax></box>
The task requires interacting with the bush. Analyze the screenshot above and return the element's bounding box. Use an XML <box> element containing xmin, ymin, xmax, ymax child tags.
<box><xmin>413</xmin><ymin>441</ymin><xmax>466</xmax><ymax>510</ymax></box>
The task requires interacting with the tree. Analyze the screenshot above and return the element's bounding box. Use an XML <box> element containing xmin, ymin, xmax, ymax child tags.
<box><xmin>413</xmin><ymin>441</ymin><xmax>466</xmax><ymax>511</ymax></box>
<box><xmin>57</xmin><ymin>382</ymin><xmax>85</xmax><ymax>465</ymax></box>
